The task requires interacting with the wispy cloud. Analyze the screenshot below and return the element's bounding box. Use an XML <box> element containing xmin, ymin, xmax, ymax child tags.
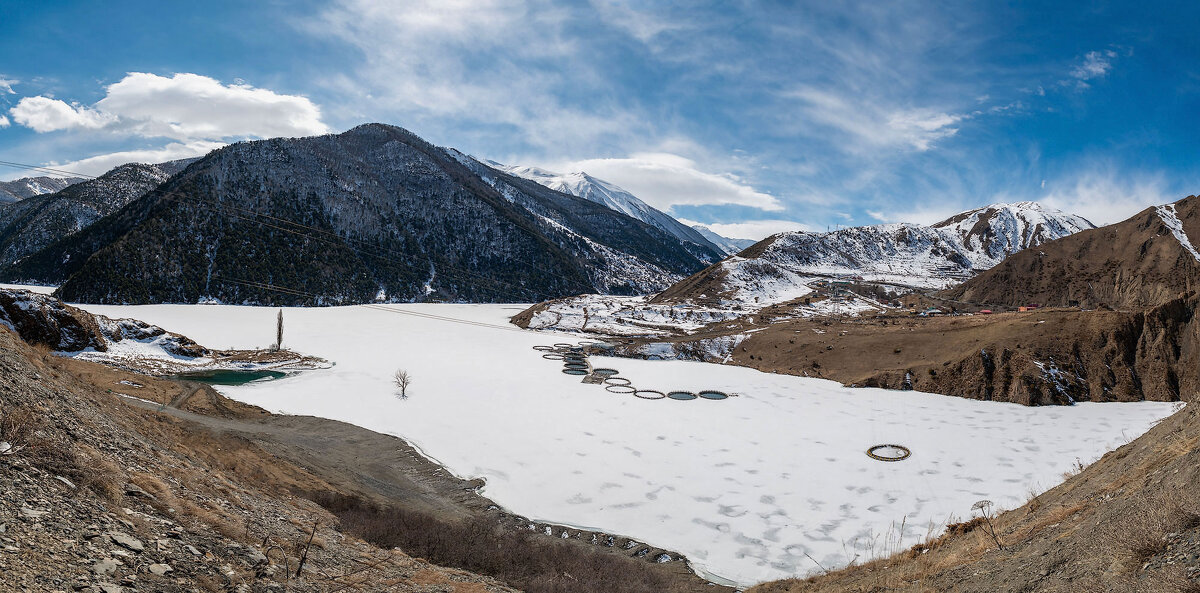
<box><xmin>1039</xmin><ymin>168</ymin><xmax>1171</xmax><ymax>226</ymax></box>
<box><xmin>0</xmin><ymin>76</ymin><xmax>17</xmax><ymax>95</ymax></box>
<box><xmin>685</xmin><ymin>219</ymin><xmax>814</xmax><ymax>240</ymax></box>
<box><xmin>788</xmin><ymin>86</ymin><xmax>966</xmax><ymax>152</ymax></box>
<box><xmin>561</xmin><ymin>152</ymin><xmax>783</xmax><ymax>212</ymax></box>
<box><xmin>0</xmin><ymin>115</ymin><xmax>8</xmax><ymax>128</ymax></box>
<box><xmin>307</xmin><ymin>0</ymin><xmax>645</xmax><ymax>153</ymax></box>
<box><xmin>1064</xmin><ymin>49</ymin><xmax>1119</xmax><ymax>90</ymax></box>
<box><xmin>1071</xmin><ymin>50</ymin><xmax>1116</xmax><ymax>81</ymax></box>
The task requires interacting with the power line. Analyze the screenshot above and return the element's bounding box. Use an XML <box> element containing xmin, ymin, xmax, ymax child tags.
<box><xmin>0</xmin><ymin>158</ymin><xmax>601</xmax><ymax>301</ymax></box>
<box><xmin>222</xmin><ymin>277</ymin><xmax>533</xmax><ymax>334</ymax></box>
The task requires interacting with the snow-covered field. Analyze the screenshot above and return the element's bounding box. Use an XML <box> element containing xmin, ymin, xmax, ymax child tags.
<box><xmin>70</xmin><ymin>302</ymin><xmax>1178</xmax><ymax>587</ymax></box>
<box><xmin>0</xmin><ymin>283</ymin><xmax>55</xmax><ymax>294</ymax></box>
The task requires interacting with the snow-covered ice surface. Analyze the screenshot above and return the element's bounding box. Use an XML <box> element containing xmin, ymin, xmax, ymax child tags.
<box><xmin>0</xmin><ymin>283</ymin><xmax>56</xmax><ymax>295</ymax></box>
<box><xmin>71</xmin><ymin>302</ymin><xmax>1178</xmax><ymax>587</ymax></box>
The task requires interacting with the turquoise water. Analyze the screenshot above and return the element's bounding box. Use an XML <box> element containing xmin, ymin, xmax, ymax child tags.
<box><xmin>171</xmin><ymin>369</ymin><xmax>287</xmax><ymax>385</ymax></box>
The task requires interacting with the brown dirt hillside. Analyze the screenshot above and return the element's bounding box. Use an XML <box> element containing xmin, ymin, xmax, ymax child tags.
<box><xmin>0</xmin><ymin>318</ymin><xmax>726</xmax><ymax>593</ymax></box>
<box><xmin>601</xmin><ymin>291</ymin><xmax>1200</xmax><ymax>406</ymax></box>
<box><xmin>649</xmin><ymin>235</ymin><xmax>777</xmax><ymax>304</ymax></box>
<box><xmin>0</xmin><ymin>326</ymin><xmax>515</xmax><ymax>593</ymax></box>
<box><xmin>942</xmin><ymin>195</ymin><xmax>1200</xmax><ymax>309</ymax></box>
<box><xmin>748</xmin><ymin>401</ymin><xmax>1200</xmax><ymax>593</ymax></box>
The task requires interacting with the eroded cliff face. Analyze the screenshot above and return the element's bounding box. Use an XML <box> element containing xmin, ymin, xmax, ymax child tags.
<box><xmin>0</xmin><ymin>288</ymin><xmax>106</xmax><ymax>351</ymax></box>
<box><xmin>0</xmin><ymin>288</ymin><xmax>207</xmax><ymax>356</ymax></box>
<box><xmin>858</xmin><ymin>293</ymin><xmax>1200</xmax><ymax>405</ymax></box>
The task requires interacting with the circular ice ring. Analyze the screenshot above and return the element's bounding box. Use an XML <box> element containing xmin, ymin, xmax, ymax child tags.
<box><xmin>866</xmin><ymin>444</ymin><xmax>911</xmax><ymax>462</ymax></box>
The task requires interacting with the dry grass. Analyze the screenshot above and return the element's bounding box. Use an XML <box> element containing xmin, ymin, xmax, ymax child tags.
<box><xmin>1101</xmin><ymin>490</ymin><xmax>1200</xmax><ymax>572</ymax></box>
<box><xmin>309</xmin><ymin>491</ymin><xmax>699</xmax><ymax>593</ymax></box>
<box><xmin>2</xmin><ymin>404</ymin><xmax>124</xmax><ymax>501</ymax></box>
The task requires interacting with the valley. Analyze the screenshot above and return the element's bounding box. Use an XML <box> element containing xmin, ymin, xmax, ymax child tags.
<box><xmin>1</xmin><ymin>125</ymin><xmax>1198</xmax><ymax>592</ymax></box>
<box><xmin>48</xmin><ymin>297</ymin><xmax>1174</xmax><ymax>587</ymax></box>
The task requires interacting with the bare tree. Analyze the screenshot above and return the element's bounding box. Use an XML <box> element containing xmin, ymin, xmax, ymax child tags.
<box><xmin>274</xmin><ymin>309</ymin><xmax>284</xmax><ymax>351</ymax></box>
<box><xmin>393</xmin><ymin>369</ymin><xmax>411</xmax><ymax>399</ymax></box>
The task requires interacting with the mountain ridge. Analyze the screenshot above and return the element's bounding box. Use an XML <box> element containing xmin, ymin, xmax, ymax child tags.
<box><xmin>2</xmin><ymin>123</ymin><xmax>717</xmax><ymax>305</ymax></box>
<box><xmin>0</xmin><ymin>162</ymin><xmax>178</xmax><ymax>267</ymax></box>
<box><xmin>0</xmin><ymin>175</ymin><xmax>86</xmax><ymax>203</ymax></box>
<box><xmin>942</xmin><ymin>194</ymin><xmax>1200</xmax><ymax>309</ymax></box>
<box><xmin>481</xmin><ymin>159</ymin><xmax>727</xmax><ymax>257</ymax></box>
<box><xmin>654</xmin><ymin>201</ymin><xmax>1095</xmax><ymax>307</ymax></box>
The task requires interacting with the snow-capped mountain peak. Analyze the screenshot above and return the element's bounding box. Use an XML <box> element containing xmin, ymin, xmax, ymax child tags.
<box><xmin>931</xmin><ymin>201</ymin><xmax>1095</xmax><ymax>262</ymax></box>
<box><xmin>655</xmin><ymin>201</ymin><xmax>1095</xmax><ymax>308</ymax></box>
<box><xmin>480</xmin><ymin>159</ymin><xmax>726</xmax><ymax>258</ymax></box>
<box><xmin>0</xmin><ymin>175</ymin><xmax>86</xmax><ymax>204</ymax></box>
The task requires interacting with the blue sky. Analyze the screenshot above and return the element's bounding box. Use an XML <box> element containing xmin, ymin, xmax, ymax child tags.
<box><xmin>1</xmin><ymin>1</ymin><xmax>1198</xmax><ymax>238</ymax></box>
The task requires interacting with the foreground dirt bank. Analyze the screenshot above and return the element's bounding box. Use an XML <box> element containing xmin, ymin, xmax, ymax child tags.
<box><xmin>6</xmin><ymin>327</ymin><xmax>728</xmax><ymax>593</ymax></box>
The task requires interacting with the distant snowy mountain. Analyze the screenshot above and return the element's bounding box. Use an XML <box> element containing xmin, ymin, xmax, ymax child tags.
<box><xmin>655</xmin><ymin>202</ymin><xmax>1096</xmax><ymax>307</ymax></box>
<box><xmin>930</xmin><ymin>201</ymin><xmax>1094</xmax><ymax>264</ymax></box>
<box><xmin>0</xmin><ymin>176</ymin><xmax>86</xmax><ymax>204</ymax></box>
<box><xmin>0</xmin><ymin>162</ymin><xmax>179</xmax><ymax>267</ymax></box>
<box><xmin>481</xmin><ymin>160</ymin><xmax>725</xmax><ymax>260</ymax></box>
<box><xmin>689</xmin><ymin>224</ymin><xmax>758</xmax><ymax>255</ymax></box>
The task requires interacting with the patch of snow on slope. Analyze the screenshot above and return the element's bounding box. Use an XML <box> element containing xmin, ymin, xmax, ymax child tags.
<box><xmin>71</xmin><ymin>302</ymin><xmax>1179</xmax><ymax>587</ymax></box>
<box><xmin>1156</xmin><ymin>203</ymin><xmax>1200</xmax><ymax>262</ymax></box>
<box><xmin>528</xmin><ymin>294</ymin><xmax>741</xmax><ymax>337</ymax></box>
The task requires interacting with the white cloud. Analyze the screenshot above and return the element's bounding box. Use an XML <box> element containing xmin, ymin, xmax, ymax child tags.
<box><xmin>308</xmin><ymin>0</ymin><xmax>644</xmax><ymax>152</ymax></box>
<box><xmin>684</xmin><ymin>219</ymin><xmax>812</xmax><ymax>240</ymax></box>
<box><xmin>0</xmin><ymin>76</ymin><xmax>16</xmax><ymax>94</ymax></box>
<box><xmin>7</xmin><ymin>73</ymin><xmax>327</xmax><ymax>176</ymax></box>
<box><xmin>0</xmin><ymin>115</ymin><xmax>8</xmax><ymax>128</ymax></box>
<box><xmin>10</xmin><ymin>73</ymin><xmax>329</xmax><ymax>140</ymax></box>
<box><xmin>1071</xmin><ymin>50</ymin><xmax>1114</xmax><ymax>81</ymax></box>
<box><xmin>52</xmin><ymin>141</ymin><xmax>227</xmax><ymax>178</ymax></box>
<box><xmin>865</xmin><ymin>204</ymin><xmax>967</xmax><ymax>226</ymax></box>
<box><xmin>94</xmin><ymin>73</ymin><xmax>329</xmax><ymax>140</ymax></box>
<box><xmin>10</xmin><ymin>96</ymin><xmax>115</xmax><ymax>132</ymax></box>
<box><xmin>561</xmin><ymin>152</ymin><xmax>783</xmax><ymax>211</ymax></box>
<box><xmin>1039</xmin><ymin>171</ymin><xmax>1171</xmax><ymax>226</ymax></box>
<box><xmin>786</xmin><ymin>87</ymin><xmax>964</xmax><ymax>152</ymax></box>
<box><xmin>588</xmin><ymin>0</ymin><xmax>682</xmax><ymax>43</ymax></box>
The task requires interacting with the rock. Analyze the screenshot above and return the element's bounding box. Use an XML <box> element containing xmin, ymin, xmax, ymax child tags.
<box><xmin>97</xmin><ymin>583</ymin><xmax>123</xmax><ymax>593</ymax></box>
<box><xmin>107</xmin><ymin>533</ymin><xmax>144</xmax><ymax>553</ymax></box>
<box><xmin>93</xmin><ymin>558</ymin><xmax>120</xmax><ymax>575</ymax></box>
<box><xmin>0</xmin><ymin>523</ymin><xmax>6</xmax><ymax>534</ymax></box>
<box><xmin>54</xmin><ymin>475</ymin><xmax>77</xmax><ymax>489</ymax></box>
<box><xmin>122</xmin><ymin>483</ymin><xmax>154</xmax><ymax>500</ymax></box>
<box><xmin>147</xmin><ymin>563</ymin><xmax>172</xmax><ymax>576</ymax></box>
<box><xmin>19</xmin><ymin>506</ymin><xmax>47</xmax><ymax>519</ymax></box>
<box><xmin>244</xmin><ymin>548</ymin><xmax>267</xmax><ymax>565</ymax></box>
<box><xmin>184</xmin><ymin>545</ymin><xmax>201</xmax><ymax>556</ymax></box>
